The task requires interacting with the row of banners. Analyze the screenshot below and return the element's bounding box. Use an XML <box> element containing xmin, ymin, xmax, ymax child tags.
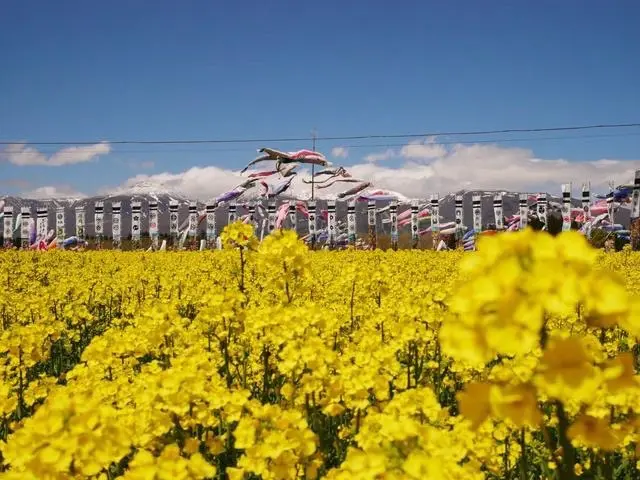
<box><xmin>3</xmin><ymin>180</ymin><xmax>640</xmax><ymax>250</ymax></box>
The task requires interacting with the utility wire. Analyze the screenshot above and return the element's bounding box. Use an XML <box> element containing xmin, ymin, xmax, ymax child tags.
<box><xmin>23</xmin><ymin>131</ymin><xmax>640</xmax><ymax>155</ymax></box>
<box><xmin>2</xmin><ymin>122</ymin><xmax>639</xmax><ymax>146</ymax></box>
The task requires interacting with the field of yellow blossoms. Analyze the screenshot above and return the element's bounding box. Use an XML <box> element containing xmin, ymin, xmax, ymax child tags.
<box><xmin>1</xmin><ymin>222</ymin><xmax>640</xmax><ymax>480</ymax></box>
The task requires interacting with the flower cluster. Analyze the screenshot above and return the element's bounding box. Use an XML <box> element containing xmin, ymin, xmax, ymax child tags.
<box><xmin>0</xmin><ymin>226</ymin><xmax>639</xmax><ymax>479</ymax></box>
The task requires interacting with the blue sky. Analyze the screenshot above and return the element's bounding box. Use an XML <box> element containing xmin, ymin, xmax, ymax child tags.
<box><xmin>1</xmin><ymin>0</ymin><xmax>639</xmax><ymax>199</ymax></box>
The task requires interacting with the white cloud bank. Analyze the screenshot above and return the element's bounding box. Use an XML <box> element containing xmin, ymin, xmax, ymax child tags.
<box><xmin>331</xmin><ymin>147</ymin><xmax>349</xmax><ymax>158</ymax></box>
<box><xmin>21</xmin><ymin>185</ymin><xmax>87</xmax><ymax>200</ymax></box>
<box><xmin>20</xmin><ymin>140</ymin><xmax>640</xmax><ymax>201</ymax></box>
<box><xmin>2</xmin><ymin>142</ymin><xmax>111</xmax><ymax>166</ymax></box>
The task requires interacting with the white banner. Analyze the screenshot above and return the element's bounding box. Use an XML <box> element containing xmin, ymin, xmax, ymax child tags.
<box><xmin>3</xmin><ymin>207</ymin><xmax>13</xmax><ymax>247</ymax></box>
<box><xmin>519</xmin><ymin>194</ymin><xmax>529</xmax><ymax>230</ymax></box>
<box><xmin>131</xmin><ymin>201</ymin><xmax>142</xmax><ymax>243</ymax></box>
<box><xmin>188</xmin><ymin>202</ymin><xmax>198</xmax><ymax>239</ymax></box>
<box><xmin>390</xmin><ymin>201</ymin><xmax>398</xmax><ymax>248</ymax></box>
<box><xmin>205</xmin><ymin>204</ymin><xmax>216</xmax><ymax>243</ymax></box>
<box><xmin>472</xmin><ymin>194</ymin><xmax>482</xmax><ymax>232</ymax></box>
<box><xmin>56</xmin><ymin>207</ymin><xmax>65</xmax><ymax>246</ymax></box>
<box><xmin>94</xmin><ymin>202</ymin><xmax>104</xmax><ymax>241</ymax></box>
<box><xmin>327</xmin><ymin>200</ymin><xmax>336</xmax><ymax>246</ymax></box>
<box><xmin>112</xmin><ymin>202</ymin><xmax>121</xmax><ymax>247</ymax></box>
<box><xmin>493</xmin><ymin>193</ymin><xmax>503</xmax><ymax>230</ymax></box>
<box><xmin>148</xmin><ymin>201</ymin><xmax>159</xmax><ymax>247</ymax></box>
<box><xmin>632</xmin><ymin>170</ymin><xmax>640</xmax><ymax>218</ymax></box>
<box><xmin>308</xmin><ymin>201</ymin><xmax>316</xmax><ymax>243</ymax></box>
<box><xmin>454</xmin><ymin>194</ymin><xmax>464</xmax><ymax>237</ymax></box>
<box><xmin>410</xmin><ymin>200</ymin><xmax>419</xmax><ymax>245</ymax></box>
<box><xmin>75</xmin><ymin>206</ymin><xmax>86</xmax><ymax>240</ymax></box>
<box><xmin>561</xmin><ymin>183</ymin><xmax>572</xmax><ymax>232</ymax></box>
<box><xmin>536</xmin><ymin>194</ymin><xmax>548</xmax><ymax>228</ymax></box>
<box><xmin>228</xmin><ymin>203</ymin><xmax>237</xmax><ymax>226</ymax></box>
<box><xmin>37</xmin><ymin>207</ymin><xmax>48</xmax><ymax>242</ymax></box>
<box><xmin>20</xmin><ymin>207</ymin><xmax>31</xmax><ymax>248</ymax></box>
<box><xmin>347</xmin><ymin>201</ymin><xmax>356</xmax><ymax>245</ymax></box>
<box><xmin>430</xmin><ymin>195</ymin><xmax>440</xmax><ymax>234</ymax></box>
<box><xmin>268</xmin><ymin>201</ymin><xmax>277</xmax><ymax>233</ymax></box>
<box><xmin>169</xmin><ymin>201</ymin><xmax>179</xmax><ymax>239</ymax></box>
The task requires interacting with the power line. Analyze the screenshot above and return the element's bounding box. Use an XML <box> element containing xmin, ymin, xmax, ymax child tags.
<box><xmin>2</xmin><ymin>122</ymin><xmax>639</xmax><ymax>146</ymax></box>
<box><xmin>23</xmin><ymin>130</ymin><xmax>640</xmax><ymax>155</ymax></box>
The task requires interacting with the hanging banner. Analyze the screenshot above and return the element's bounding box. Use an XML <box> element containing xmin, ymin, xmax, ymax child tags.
<box><xmin>347</xmin><ymin>201</ymin><xmax>356</xmax><ymax>246</ymax></box>
<box><xmin>37</xmin><ymin>206</ymin><xmax>48</xmax><ymax>243</ymax></box>
<box><xmin>288</xmin><ymin>202</ymin><xmax>297</xmax><ymax>231</ymax></box>
<box><xmin>56</xmin><ymin>207</ymin><xmax>65</xmax><ymax>248</ymax></box>
<box><xmin>493</xmin><ymin>193</ymin><xmax>503</xmax><ymax>230</ymax></box>
<box><xmin>131</xmin><ymin>201</ymin><xmax>142</xmax><ymax>245</ymax></box>
<box><xmin>308</xmin><ymin>201</ymin><xmax>317</xmax><ymax>248</ymax></box>
<box><xmin>367</xmin><ymin>200</ymin><xmax>377</xmax><ymax>250</ymax></box>
<box><xmin>519</xmin><ymin>194</ymin><xmax>529</xmax><ymax>230</ymax></box>
<box><xmin>205</xmin><ymin>203</ymin><xmax>216</xmax><ymax>246</ymax></box>
<box><xmin>228</xmin><ymin>202</ymin><xmax>237</xmax><ymax>226</ymax></box>
<box><xmin>390</xmin><ymin>201</ymin><xmax>398</xmax><ymax>250</ymax></box>
<box><xmin>327</xmin><ymin>200</ymin><xmax>336</xmax><ymax>248</ymax></box>
<box><xmin>169</xmin><ymin>200</ymin><xmax>179</xmax><ymax>246</ymax></box>
<box><xmin>430</xmin><ymin>194</ymin><xmax>440</xmax><ymax>249</ymax></box>
<box><xmin>74</xmin><ymin>206</ymin><xmax>85</xmax><ymax>242</ymax></box>
<box><xmin>631</xmin><ymin>170</ymin><xmax>640</xmax><ymax>219</ymax></box>
<box><xmin>268</xmin><ymin>201</ymin><xmax>277</xmax><ymax>233</ymax></box>
<box><xmin>248</xmin><ymin>203</ymin><xmax>256</xmax><ymax>234</ymax></box>
<box><xmin>472</xmin><ymin>194</ymin><xmax>482</xmax><ymax>233</ymax></box>
<box><xmin>20</xmin><ymin>207</ymin><xmax>31</xmax><ymax>249</ymax></box>
<box><xmin>95</xmin><ymin>202</ymin><xmax>104</xmax><ymax>248</ymax></box>
<box><xmin>410</xmin><ymin>200</ymin><xmax>419</xmax><ymax>249</ymax></box>
<box><xmin>112</xmin><ymin>202</ymin><xmax>122</xmax><ymax>249</ymax></box>
<box><xmin>454</xmin><ymin>194</ymin><xmax>464</xmax><ymax>241</ymax></box>
<box><xmin>148</xmin><ymin>201</ymin><xmax>159</xmax><ymax>249</ymax></box>
<box><xmin>631</xmin><ymin>171</ymin><xmax>640</xmax><ymax>251</ymax></box>
<box><xmin>3</xmin><ymin>207</ymin><xmax>13</xmax><ymax>248</ymax></box>
<box><xmin>188</xmin><ymin>202</ymin><xmax>198</xmax><ymax>243</ymax></box>
<box><xmin>536</xmin><ymin>194</ymin><xmax>548</xmax><ymax>230</ymax></box>
<box><xmin>561</xmin><ymin>183</ymin><xmax>572</xmax><ymax>232</ymax></box>
<box><xmin>581</xmin><ymin>184</ymin><xmax>591</xmax><ymax>239</ymax></box>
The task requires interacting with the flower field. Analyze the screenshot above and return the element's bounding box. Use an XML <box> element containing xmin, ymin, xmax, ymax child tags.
<box><xmin>1</xmin><ymin>223</ymin><xmax>640</xmax><ymax>480</ymax></box>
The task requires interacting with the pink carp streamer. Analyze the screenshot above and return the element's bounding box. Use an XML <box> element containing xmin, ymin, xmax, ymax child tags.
<box><xmin>240</xmin><ymin>147</ymin><xmax>331</xmax><ymax>174</ymax></box>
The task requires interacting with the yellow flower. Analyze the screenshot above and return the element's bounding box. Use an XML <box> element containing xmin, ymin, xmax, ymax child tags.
<box><xmin>536</xmin><ymin>337</ymin><xmax>602</xmax><ymax>404</ymax></box>
<box><xmin>457</xmin><ymin>382</ymin><xmax>492</xmax><ymax>428</ymax></box>
<box><xmin>490</xmin><ymin>383</ymin><xmax>542</xmax><ymax>428</ymax></box>
<box><xmin>220</xmin><ymin>221</ymin><xmax>258</xmax><ymax>250</ymax></box>
<box><xmin>568</xmin><ymin>414</ymin><xmax>621</xmax><ymax>451</ymax></box>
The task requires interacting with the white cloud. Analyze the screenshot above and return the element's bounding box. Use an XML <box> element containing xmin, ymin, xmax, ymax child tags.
<box><xmin>400</xmin><ymin>139</ymin><xmax>447</xmax><ymax>160</ymax></box>
<box><xmin>3</xmin><ymin>142</ymin><xmax>111</xmax><ymax>166</ymax></box>
<box><xmin>22</xmin><ymin>185</ymin><xmax>87</xmax><ymax>200</ymax></box>
<box><xmin>364</xmin><ymin>148</ymin><xmax>396</xmax><ymax>163</ymax></box>
<box><xmin>101</xmin><ymin>141</ymin><xmax>640</xmax><ymax>200</ymax></box>
<box><xmin>101</xmin><ymin>166</ymin><xmax>249</xmax><ymax>200</ymax></box>
<box><xmin>331</xmin><ymin>147</ymin><xmax>349</xmax><ymax>158</ymax></box>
